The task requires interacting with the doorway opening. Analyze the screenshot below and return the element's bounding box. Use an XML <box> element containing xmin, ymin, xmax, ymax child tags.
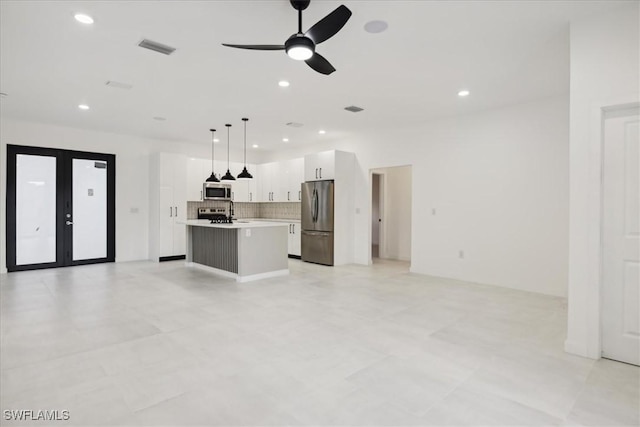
<box><xmin>6</xmin><ymin>145</ymin><xmax>116</xmax><ymax>272</ymax></box>
<box><xmin>370</xmin><ymin>165</ymin><xmax>412</xmax><ymax>264</ymax></box>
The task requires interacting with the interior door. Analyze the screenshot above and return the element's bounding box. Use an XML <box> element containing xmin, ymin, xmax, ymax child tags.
<box><xmin>6</xmin><ymin>145</ymin><xmax>115</xmax><ymax>271</ymax></box>
<box><xmin>602</xmin><ymin>108</ymin><xmax>640</xmax><ymax>366</ymax></box>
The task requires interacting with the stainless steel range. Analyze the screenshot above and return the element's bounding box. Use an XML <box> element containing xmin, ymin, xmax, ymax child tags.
<box><xmin>197</xmin><ymin>207</ymin><xmax>233</xmax><ymax>224</ymax></box>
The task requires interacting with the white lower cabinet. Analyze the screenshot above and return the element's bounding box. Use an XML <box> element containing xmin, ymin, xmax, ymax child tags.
<box><xmin>288</xmin><ymin>221</ymin><xmax>301</xmax><ymax>257</ymax></box>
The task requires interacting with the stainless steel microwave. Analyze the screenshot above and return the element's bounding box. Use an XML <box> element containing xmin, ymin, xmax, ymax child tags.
<box><xmin>203</xmin><ymin>182</ymin><xmax>232</xmax><ymax>201</ymax></box>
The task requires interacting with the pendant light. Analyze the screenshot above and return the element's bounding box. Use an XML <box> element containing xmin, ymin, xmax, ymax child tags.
<box><xmin>237</xmin><ymin>118</ymin><xmax>253</xmax><ymax>180</ymax></box>
<box><xmin>205</xmin><ymin>129</ymin><xmax>219</xmax><ymax>182</ymax></box>
<box><xmin>221</xmin><ymin>123</ymin><xmax>236</xmax><ymax>181</ymax></box>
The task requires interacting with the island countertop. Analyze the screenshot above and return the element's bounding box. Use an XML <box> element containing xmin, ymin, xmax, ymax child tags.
<box><xmin>181</xmin><ymin>219</ymin><xmax>289</xmax><ymax>229</ymax></box>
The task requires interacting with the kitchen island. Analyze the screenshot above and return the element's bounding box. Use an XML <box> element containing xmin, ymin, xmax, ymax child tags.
<box><xmin>182</xmin><ymin>220</ymin><xmax>289</xmax><ymax>282</ymax></box>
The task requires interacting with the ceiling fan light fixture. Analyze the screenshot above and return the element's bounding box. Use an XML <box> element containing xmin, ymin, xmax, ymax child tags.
<box><xmin>285</xmin><ymin>36</ymin><xmax>314</xmax><ymax>61</ymax></box>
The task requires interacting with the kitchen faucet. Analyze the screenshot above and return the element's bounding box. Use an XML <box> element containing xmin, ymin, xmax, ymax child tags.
<box><xmin>228</xmin><ymin>200</ymin><xmax>234</xmax><ymax>223</ymax></box>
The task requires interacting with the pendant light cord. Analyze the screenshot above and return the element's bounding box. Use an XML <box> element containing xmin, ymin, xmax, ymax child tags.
<box><xmin>226</xmin><ymin>124</ymin><xmax>231</xmax><ymax>170</ymax></box>
<box><xmin>211</xmin><ymin>129</ymin><xmax>216</xmax><ymax>173</ymax></box>
<box><xmin>242</xmin><ymin>118</ymin><xmax>248</xmax><ymax>165</ymax></box>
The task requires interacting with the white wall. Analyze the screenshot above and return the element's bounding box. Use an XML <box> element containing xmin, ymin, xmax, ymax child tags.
<box><xmin>0</xmin><ymin>118</ymin><xmax>238</xmax><ymax>273</ymax></box>
<box><xmin>372</xmin><ymin>166</ymin><xmax>412</xmax><ymax>262</ymax></box>
<box><xmin>565</xmin><ymin>3</ymin><xmax>640</xmax><ymax>358</ymax></box>
<box><xmin>263</xmin><ymin>95</ymin><xmax>570</xmax><ymax>297</ymax></box>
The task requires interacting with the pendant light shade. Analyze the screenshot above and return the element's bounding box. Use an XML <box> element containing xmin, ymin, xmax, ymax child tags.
<box><xmin>237</xmin><ymin>117</ymin><xmax>253</xmax><ymax>180</ymax></box>
<box><xmin>205</xmin><ymin>128</ymin><xmax>220</xmax><ymax>182</ymax></box>
<box><xmin>221</xmin><ymin>124</ymin><xmax>236</xmax><ymax>181</ymax></box>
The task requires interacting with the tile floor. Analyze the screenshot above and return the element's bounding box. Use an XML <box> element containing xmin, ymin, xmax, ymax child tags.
<box><xmin>0</xmin><ymin>259</ymin><xmax>638</xmax><ymax>426</ymax></box>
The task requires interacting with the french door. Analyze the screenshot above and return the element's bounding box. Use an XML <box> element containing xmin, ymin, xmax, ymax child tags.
<box><xmin>6</xmin><ymin>145</ymin><xmax>115</xmax><ymax>272</ymax></box>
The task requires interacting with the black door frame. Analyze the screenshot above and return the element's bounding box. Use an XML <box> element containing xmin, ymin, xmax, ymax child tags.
<box><xmin>6</xmin><ymin>145</ymin><xmax>116</xmax><ymax>272</ymax></box>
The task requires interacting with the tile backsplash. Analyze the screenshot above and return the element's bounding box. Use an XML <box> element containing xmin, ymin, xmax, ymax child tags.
<box><xmin>187</xmin><ymin>201</ymin><xmax>300</xmax><ymax>220</ymax></box>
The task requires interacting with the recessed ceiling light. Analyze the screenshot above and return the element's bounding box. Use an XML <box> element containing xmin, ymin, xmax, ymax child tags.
<box><xmin>78</xmin><ymin>104</ymin><xmax>90</xmax><ymax>110</ymax></box>
<box><xmin>278</xmin><ymin>80</ymin><xmax>290</xmax><ymax>87</ymax></box>
<box><xmin>318</xmin><ymin>130</ymin><xmax>326</xmax><ymax>134</ymax></box>
<box><xmin>458</xmin><ymin>90</ymin><xmax>470</xmax><ymax>97</ymax></box>
<box><xmin>364</xmin><ymin>20</ymin><xmax>388</xmax><ymax>34</ymax></box>
<box><xmin>282</xmin><ymin>138</ymin><xmax>289</xmax><ymax>142</ymax></box>
<box><xmin>74</xmin><ymin>13</ymin><xmax>94</xmax><ymax>24</ymax></box>
<box><xmin>252</xmin><ymin>144</ymin><xmax>259</xmax><ymax>148</ymax></box>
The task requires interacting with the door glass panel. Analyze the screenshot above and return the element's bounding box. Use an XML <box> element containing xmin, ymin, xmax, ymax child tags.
<box><xmin>72</xmin><ymin>159</ymin><xmax>107</xmax><ymax>260</ymax></box>
<box><xmin>15</xmin><ymin>154</ymin><xmax>57</xmax><ymax>265</ymax></box>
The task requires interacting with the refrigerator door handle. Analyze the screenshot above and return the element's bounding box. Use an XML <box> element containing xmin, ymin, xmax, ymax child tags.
<box><xmin>312</xmin><ymin>188</ymin><xmax>317</xmax><ymax>222</ymax></box>
<box><xmin>314</xmin><ymin>189</ymin><xmax>319</xmax><ymax>223</ymax></box>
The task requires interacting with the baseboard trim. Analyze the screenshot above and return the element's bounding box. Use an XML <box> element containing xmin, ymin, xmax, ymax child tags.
<box><xmin>159</xmin><ymin>255</ymin><xmax>186</xmax><ymax>262</ymax></box>
<box><xmin>564</xmin><ymin>339</ymin><xmax>598</xmax><ymax>359</ymax></box>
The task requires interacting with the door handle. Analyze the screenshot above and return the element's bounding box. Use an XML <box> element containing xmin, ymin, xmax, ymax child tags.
<box><xmin>315</xmin><ymin>168</ymin><xmax>318</xmax><ymax>179</ymax></box>
<box><xmin>250</xmin><ymin>192</ymin><xmax>252</xmax><ymax>202</ymax></box>
<box><xmin>170</xmin><ymin>207</ymin><xmax>173</xmax><ymax>217</ymax></box>
<box><xmin>66</xmin><ymin>221</ymin><xmax>73</xmax><ymax>226</ymax></box>
<box><xmin>232</xmin><ymin>191</ymin><xmax>234</xmax><ymax>200</ymax></box>
<box><xmin>174</xmin><ymin>206</ymin><xmax>177</xmax><ymax>217</ymax></box>
<box><xmin>292</xmin><ymin>223</ymin><xmax>295</xmax><ymax>233</ymax></box>
<box><xmin>289</xmin><ymin>224</ymin><xmax>292</xmax><ymax>234</ymax></box>
<box><xmin>298</xmin><ymin>190</ymin><xmax>301</xmax><ymax>200</ymax></box>
<box><xmin>288</xmin><ymin>191</ymin><xmax>290</xmax><ymax>201</ymax></box>
<box><xmin>200</xmin><ymin>190</ymin><xmax>203</xmax><ymax>200</ymax></box>
<box><xmin>319</xmin><ymin>167</ymin><xmax>322</xmax><ymax>179</ymax></box>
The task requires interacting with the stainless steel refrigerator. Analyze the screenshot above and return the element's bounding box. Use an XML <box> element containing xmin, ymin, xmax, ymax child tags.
<box><xmin>301</xmin><ymin>180</ymin><xmax>334</xmax><ymax>266</ymax></box>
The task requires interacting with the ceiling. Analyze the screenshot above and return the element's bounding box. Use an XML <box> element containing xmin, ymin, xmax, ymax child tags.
<box><xmin>0</xmin><ymin>0</ymin><xmax>628</xmax><ymax>151</ymax></box>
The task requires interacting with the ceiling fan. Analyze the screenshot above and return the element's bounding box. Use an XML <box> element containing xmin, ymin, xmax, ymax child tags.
<box><xmin>222</xmin><ymin>0</ymin><xmax>352</xmax><ymax>75</ymax></box>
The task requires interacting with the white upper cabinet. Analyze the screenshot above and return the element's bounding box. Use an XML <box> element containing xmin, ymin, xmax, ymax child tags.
<box><xmin>259</xmin><ymin>159</ymin><xmax>304</xmax><ymax>202</ymax></box>
<box><xmin>186</xmin><ymin>158</ymin><xmax>226</xmax><ymax>201</ymax></box>
<box><xmin>305</xmin><ymin>150</ymin><xmax>336</xmax><ymax>181</ymax></box>
<box><xmin>258</xmin><ymin>162</ymin><xmax>276</xmax><ymax>202</ymax></box>
<box><xmin>283</xmin><ymin>158</ymin><xmax>304</xmax><ymax>201</ymax></box>
<box><xmin>186</xmin><ymin>158</ymin><xmax>206</xmax><ymax>201</ymax></box>
<box><xmin>184</xmin><ymin>156</ymin><xmax>303</xmax><ymax>203</ymax></box>
<box><xmin>229</xmin><ymin>161</ymin><xmax>249</xmax><ymax>202</ymax></box>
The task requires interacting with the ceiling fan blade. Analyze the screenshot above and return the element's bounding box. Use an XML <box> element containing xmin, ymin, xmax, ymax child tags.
<box><xmin>222</xmin><ymin>44</ymin><xmax>285</xmax><ymax>50</ymax></box>
<box><xmin>304</xmin><ymin>5</ymin><xmax>352</xmax><ymax>45</ymax></box>
<box><xmin>305</xmin><ymin>52</ymin><xmax>336</xmax><ymax>75</ymax></box>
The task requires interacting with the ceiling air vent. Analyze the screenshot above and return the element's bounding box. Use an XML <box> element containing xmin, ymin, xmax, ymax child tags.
<box><xmin>106</xmin><ymin>81</ymin><xmax>133</xmax><ymax>90</ymax></box>
<box><xmin>138</xmin><ymin>39</ymin><xmax>176</xmax><ymax>56</ymax></box>
<box><xmin>344</xmin><ymin>105</ymin><xmax>364</xmax><ymax>113</ymax></box>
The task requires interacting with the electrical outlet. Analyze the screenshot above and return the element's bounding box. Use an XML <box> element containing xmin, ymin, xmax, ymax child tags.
<box><xmin>459</xmin><ymin>250</ymin><xmax>464</xmax><ymax>259</ymax></box>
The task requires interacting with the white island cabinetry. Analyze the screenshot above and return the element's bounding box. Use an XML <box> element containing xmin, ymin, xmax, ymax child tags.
<box><xmin>183</xmin><ymin>220</ymin><xmax>289</xmax><ymax>282</ymax></box>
